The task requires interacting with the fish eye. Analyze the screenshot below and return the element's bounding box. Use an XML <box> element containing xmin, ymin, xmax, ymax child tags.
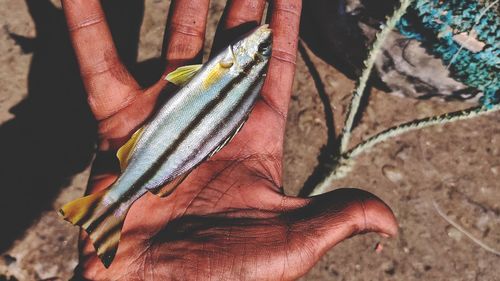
<box><xmin>258</xmin><ymin>40</ymin><xmax>271</xmax><ymax>54</ymax></box>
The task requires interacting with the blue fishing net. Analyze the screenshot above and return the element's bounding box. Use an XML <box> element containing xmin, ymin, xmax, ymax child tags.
<box><xmin>397</xmin><ymin>0</ymin><xmax>499</xmax><ymax>108</ymax></box>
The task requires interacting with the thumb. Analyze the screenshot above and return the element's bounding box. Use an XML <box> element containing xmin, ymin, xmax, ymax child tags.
<box><xmin>282</xmin><ymin>188</ymin><xmax>397</xmax><ymax>276</ymax></box>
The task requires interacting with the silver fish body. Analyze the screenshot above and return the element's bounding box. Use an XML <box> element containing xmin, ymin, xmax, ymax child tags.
<box><xmin>117</xmin><ymin>28</ymin><xmax>272</xmax><ymax>198</ymax></box>
<box><xmin>59</xmin><ymin>25</ymin><xmax>272</xmax><ymax>267</ymax></box>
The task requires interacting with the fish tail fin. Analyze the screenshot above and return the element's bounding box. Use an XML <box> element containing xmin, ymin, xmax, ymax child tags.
<box><xmin>59</xmin><ymin>187</ymin><xmax>131</xmax><ymax>268</ymax></box>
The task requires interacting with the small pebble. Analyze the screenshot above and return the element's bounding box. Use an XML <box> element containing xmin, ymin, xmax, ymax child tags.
<box><xmin>326</xmin><ymin>74</ymin><xmax>339</xmax><ymax>88</ymax></box>
<box><xmin>491</xmin><ymin>166</ymin><xmax>498</xmax><ymax>175</ymax></box>
<box><xmin>395</xmin><ymin>146</ymin><xmax>411</xmax><ymax>161</ymax></box>
<box><xmin>382</xmin><ymin>165</ymin><xmax>404</xmax><ymax>183</ymax></box>
<box><xmin>381</xmin><ymin>260</ymin><xmax>396</xmax><ymax>275</ymax></box>
<box><xmin>446</xmin><ymin>226</ymin><xmax>463</xmax><ymax>242</ymax></box>
<box><xmin>475</xmin><ymin>214</ymin><xmax>490</xmax><ymax>232</ymax></box>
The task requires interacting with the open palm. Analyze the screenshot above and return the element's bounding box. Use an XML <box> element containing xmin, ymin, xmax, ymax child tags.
<box><xmin>63</xmin><ymin>0</ymin><xmax>398</xmax><ymax>280</ymax></box>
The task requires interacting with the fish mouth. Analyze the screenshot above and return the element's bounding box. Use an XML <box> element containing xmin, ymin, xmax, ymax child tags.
<box><xmin>258</xmin><ymin>24</ymin><xmax>271</xmax><ymax>32</ymax></box>
<box><xmin>254</xmin><ymin>25</ymin><xmax>273</xmax><ymax>57</ymax></box>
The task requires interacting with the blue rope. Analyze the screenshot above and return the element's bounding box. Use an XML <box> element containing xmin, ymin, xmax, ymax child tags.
<box><xmin>396</xmin><ymin>0</ymin><xmax>499</xmax><ymax>107</ymax></box>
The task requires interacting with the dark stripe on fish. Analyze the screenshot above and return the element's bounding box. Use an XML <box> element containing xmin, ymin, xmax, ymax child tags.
<box><xmin>181</xmin><ymin>64</ymin><xmax>268</xmax><ymax>166</ymax></box>
<box><xmin>85</xmin><ymin>59</ymin><xmax>261</xmax><ymax>234</ymax></box>
<box><xmin>150</xmin><ymin>63</ymin><xmax>268</xmax><ymax>194</ymax></box>
<box><xmin>90</xmin><ymin>221</ymin><xmax>122</xmax><ymax>254</ymax></box>
<box><xmin>70</xmin><ymin>195</ymin><xmax>104</xmax><ymax>226</ymax></box>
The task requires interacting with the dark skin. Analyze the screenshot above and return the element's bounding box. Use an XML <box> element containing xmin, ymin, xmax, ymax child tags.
<box><xmin>62</xmin><ymin>0</ymin><xmax>398</xmax><ymax>280</ymax></box>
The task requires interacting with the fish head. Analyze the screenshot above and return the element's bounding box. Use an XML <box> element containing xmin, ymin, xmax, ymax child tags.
<box><xmin>238</xmin><ymin>24</ymin><xmax>273</xmax><ymax>58</ymax></box>
<box><xmin>223</xmin><ymin>25</ymin><xmax>272</xmax><ymax>71</ymax></box>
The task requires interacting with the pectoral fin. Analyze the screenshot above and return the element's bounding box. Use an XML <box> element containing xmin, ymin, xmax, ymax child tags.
<box><xmin>116</xmin><ymin>127</ymin><xmax>144</xmax><ymax>171</ymax></box>
<box><xmin>165</xmin><ymin>64</ymin><xmax>203</xmax><ymax>86</ymax></box>
<box><xmin>152</xmin><ymin>172</ymin><xmax>191</xmax><ymax>197</ymax></box>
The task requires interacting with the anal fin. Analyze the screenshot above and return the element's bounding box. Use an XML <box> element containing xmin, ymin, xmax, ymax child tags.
<box><xmin>209</xmin><ymin>120</ymin><xmax>246</xmax><ymax>158</ymax></box>
<box><xmin>152</xmin><ymin>172</ymin><xmax>191</xmax><ymax>197</ymax></box>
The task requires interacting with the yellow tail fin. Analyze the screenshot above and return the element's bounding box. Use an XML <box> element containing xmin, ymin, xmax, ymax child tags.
<box><xmin>59</xmin><ymin>188</ymin><xmax>130</xmax><ymax>268</ymax></box>
<box><xmin>59</xmin><ymin>188</ymin><xmax>107</xmax><ymax>225</ymax></box>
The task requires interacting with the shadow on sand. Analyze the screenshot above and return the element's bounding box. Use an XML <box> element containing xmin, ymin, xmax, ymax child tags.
<box><xmin>297</xmin><ymin>0</ymin><xmax>398</xmax><ymax>195</ymax></box>
<box><xmin>0</xmin><ymin>0</ymin><xmax>163</xmax><ymax>252</ymax></box>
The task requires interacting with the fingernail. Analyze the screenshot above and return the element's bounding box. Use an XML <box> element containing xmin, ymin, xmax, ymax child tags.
<box><xmin>378</xmin><ymin>232</ymin><xmax>391</xmax><ymax>238</ymax></box>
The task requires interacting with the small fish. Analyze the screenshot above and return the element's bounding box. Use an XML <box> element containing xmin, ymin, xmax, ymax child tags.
<box><xmin>59</xmin><ymin>25</ymin><xmax>272</xmax><ymax>268</ymax></box>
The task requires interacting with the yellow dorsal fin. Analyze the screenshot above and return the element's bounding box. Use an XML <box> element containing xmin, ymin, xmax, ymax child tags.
<box><xmin>116</xmin><ymin>127</ymin><xmax>144</xmax><ymax>171</ymax></box>
<box><xmin>165</xmin><ymin>64</ymin><xmax>203</xmax><ymax>86</ymax></box>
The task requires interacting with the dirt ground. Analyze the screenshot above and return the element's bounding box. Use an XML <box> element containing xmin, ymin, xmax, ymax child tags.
<box><xmin>1</xmin><ymin>0</ymin><xmax>499</xmax><ymax>280</ymax></box>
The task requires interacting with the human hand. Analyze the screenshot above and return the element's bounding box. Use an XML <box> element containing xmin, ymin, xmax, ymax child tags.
<box><xmin>62</xmin><ymin>0</ymin><xmax>398</xmax><ymax>280</ymax></box>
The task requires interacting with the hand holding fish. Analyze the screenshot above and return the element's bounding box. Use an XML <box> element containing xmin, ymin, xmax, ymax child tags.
<box><xmin>62</xmin><ymin>0</ymin><xmax>398</xmax><ymax>280</ymax></box>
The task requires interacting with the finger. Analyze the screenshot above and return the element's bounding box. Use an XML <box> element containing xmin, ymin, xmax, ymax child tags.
<box><xmin>161</xmin><ymin>0</ymin><xmax>210</xmax><ymax>73</ymax></box>
<box><xmin>211</xmin><ymin>0</ymin><xmax>267</xmax><ymax>53</ymax></box>
<box><xmin>225</xmin><ymin>0</ymin><xmax>301</xmax><ymax>161</ymax></box>
<box><xmin>101</xmin><ymin>0</ymin><xmax>144</xmax><ymax>69</ymax></box>
<box><xmin>285</xmin><ymin>188</ymin><xmax>398</xmax><ymax>277</ymax></box>
<box><xmin>61</xmin><ymin>0</ymin><xmax>139</xmax><ymax>120</ymax></box>
<box><xmin>301</xmin><ymin>188</ymin><xmax>398</xmax><ymax>237</ymax></box>
<box><xmin>261</xmin><ymin>0</ymin><xmax>302</xmax><ymax>116</ymax></box>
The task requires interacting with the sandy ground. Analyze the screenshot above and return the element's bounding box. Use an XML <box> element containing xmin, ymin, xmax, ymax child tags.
<box><xmin>1</xmin><ymin>0</ymin><xmax>499</xmax><ymax>280</ymax></box>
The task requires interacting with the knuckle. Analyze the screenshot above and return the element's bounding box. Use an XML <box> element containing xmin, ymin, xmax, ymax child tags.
<box><xmin>80</xmin><ymin>59</ymin><xmax>113</xmax><ymax>77</ymax></box>
<box><xmin>272</xmin><ymin>0</ymin><xmax>302</xmax><ymax>18</ymax></box>
<box><xmin>271</xmin><ymin>48</ymin><xmax>297</xmax><ymax>66</ymax></box>
<box><xmin>165</xmin><ymin>41</ymin><xmax>203</xmax><ymax>62</ymax></box>
<box><xmin>165</xmin><ymin>23</ymin><xmax>205</xmax><ymax>61</ymax></box>
<box><xmin>68</xmin><ymin>13</ymin><xmax>105</xmax><ymax>32</ymax></box>
<box><xmin>169</xmin><ymin>22</ymin><xmax>205</xmax><ymax>38</ymax></box>
<box><xmin>80</xmin><ymin>52</ymin><xmax>123</xmax><ymax>78</ymax></box>
<box><xmin>225</xmin><ymin>1</ymin><xmax>266</xmax><ymax>26</ymax></box>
